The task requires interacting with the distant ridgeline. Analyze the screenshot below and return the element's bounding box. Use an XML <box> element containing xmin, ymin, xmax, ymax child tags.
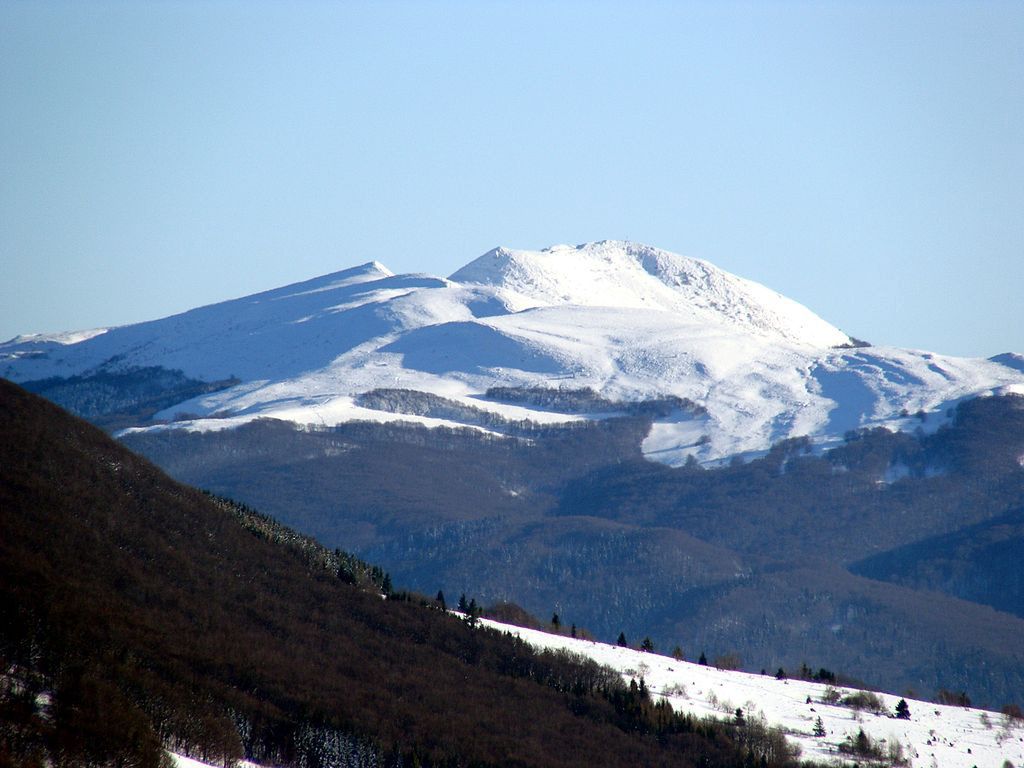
<box><xmin>2</xmin><ymin>379</ymin><xmax>822</xmax><ymax>768</ymax></box>
<box><xmin>120</xmin><ymin>391</ymin><xmax>1024</xmax><ymax>709</ymax></box>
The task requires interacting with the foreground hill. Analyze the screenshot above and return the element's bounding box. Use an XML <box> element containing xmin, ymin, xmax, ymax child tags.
<box><xmin>0</xmin><ymin>379</ymin><xmax>812</xmax><ymax>768</ymax></box>
<box><xmin>4</xmin><ymin>241</ymin><xmax>1024</xmax><ymax>464</ymax></box>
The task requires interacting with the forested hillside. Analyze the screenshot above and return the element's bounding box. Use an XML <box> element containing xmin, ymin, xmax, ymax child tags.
<box><xmin>0</xmin><ymin>380</ymin><xmax>809</xmax><ymax>768</ymax></box>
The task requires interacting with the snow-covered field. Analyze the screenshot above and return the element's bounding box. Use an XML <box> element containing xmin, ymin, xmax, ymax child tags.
<box><xmin>5</xmin><ymin>241</ymin><xmax>1024</xmax><ymax>466</ymax></box>
<box><xmin>171</xmin><ymin>754</ymin><xmax>262</xmax><ymax>768</ymax></box>
<box><xmin>480</xmin><ymin>618</ymin><xmax>1024</xmax><ymax>768</ymax></box>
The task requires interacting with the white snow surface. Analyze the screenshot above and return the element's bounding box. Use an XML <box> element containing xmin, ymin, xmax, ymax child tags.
<box><xmin>450</xmin><ymin>242</ymin><xmax>849</xmax><ymax>347</ymax></box>
<box><xmin>171</xmin><ymin>755</ymin><xmax>261</xmax><ymax>768</ymax></box>
<box><xmin>480</xmin><ymin>618</ymin><xmax>1024</xmax><ymax>768</ymax></box>
<box><xmin>4</xmin><ymin>240</ymin><xmax>1024</xmax><ymax>465</ymax></box>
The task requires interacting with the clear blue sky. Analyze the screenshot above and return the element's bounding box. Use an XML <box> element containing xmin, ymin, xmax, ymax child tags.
<box><xmin>2</xmin><ymin>1</ymin><xmax>1022</xmax><ymax>357</ymax></box>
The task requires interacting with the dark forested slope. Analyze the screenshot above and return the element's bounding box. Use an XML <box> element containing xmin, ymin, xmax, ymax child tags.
<box><xmin>0</xmin><ymin>380</ymin><xmax>798</xmax><ymax>768</ymax></box>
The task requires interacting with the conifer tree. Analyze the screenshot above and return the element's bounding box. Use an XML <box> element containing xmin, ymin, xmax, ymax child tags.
<box><xmin>698</xmin><ymin>651</ymin><xmax>708</xmax><ymax>666</ymax></box>
<box><xmin>617</xmin><ymin>632</ymin><xmax>628</xmax><ymax>647</ymax></box>
<box><xmin>640</xmin><ymin>636</ymin><xmax>654</xmax><ymax>653</ymax></box>
<box><xmin>551</xmin><ymin>612</ymin><xmax>560</xmax><ymax>631</ymax></box>
<box><xmin>895</xmin><ymin>698</ymin><xmax>911</xmax><ymax>720</ymax></box>
<box><xmin>465</xmin><ymin>598</ymin><xmax>480</xmax><ymax>626</ymax></box>
<box><xmin>435</xmin><ymin>590</ymin><xmax>446</xmax><ymax>611</ymax></box>
<box><xmin>851</xmin><ymin>728</ymin><xmax>871</xmax><ymax>755</ymax></box>
<box><xmin>813</xmin><ymin>716</ymin><xmax>826</xmax><ymax>737</ymax></box>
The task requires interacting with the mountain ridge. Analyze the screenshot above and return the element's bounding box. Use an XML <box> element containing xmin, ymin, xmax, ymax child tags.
<box><xmin>3</xmin><ymin>240</ymin><xmax>1023</xmax><ymax>466</ymax></box>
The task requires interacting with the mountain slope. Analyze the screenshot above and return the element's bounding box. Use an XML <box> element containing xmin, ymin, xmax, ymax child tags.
<box><xmin>850</xmin><ymin>506</ymin><xmax>1024</xmax><ymax>617</ymax></box>
<box><xmin>485</xmin><ymin>619</ymin><xmax>1024</xmax><ymax>768</ymax></box>
<box><xmin>0</xmin><ymin>379</ymin><xmax>800</xmax><ymax>768</ymax></box>
<box><xmin>5</xmin><ymin>240</ymin><xmax>1023</xmax><ymax>465</ymax></box>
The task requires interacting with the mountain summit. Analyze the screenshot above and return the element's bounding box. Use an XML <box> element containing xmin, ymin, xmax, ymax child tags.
<box><xmin>3</xmin><ymin>241</ymin><xmax>1023</xmax><ymax>464</ymax></box>
<box><xmin>451</xmin><ymin>241</ymin><xmax>850</xmax><ymax>347</ymax></box>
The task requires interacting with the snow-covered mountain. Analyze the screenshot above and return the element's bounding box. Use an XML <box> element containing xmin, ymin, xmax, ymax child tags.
<box><xmin>4</xmin><ymin>240</ymin><xmax>1023</xmax><ymax>465</ymax></box>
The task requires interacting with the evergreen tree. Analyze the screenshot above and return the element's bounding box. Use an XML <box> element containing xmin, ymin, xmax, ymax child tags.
<box><xmin>551</xmin><ymin>612</ymin><xmax>560</xmax><ymax>631</ymax></box>
<box><xmin>335</xmin><ymin>548</ymin><xmax>356</xmax><ymax>584</ymax></box>
<box><xmin>435</xmin><ymin>590</ymin><xmax>446</xmax><ymax>611</ymax></box>
<box><xmin>815</xmin><ymin>667</ymin><xmax>835</xmax><ymax>683</ymax></box>
<box><xmin>813</xmin><ymin>716</ymin><xmax>826</xmax><ymax>737</ymax></box>
<box><xmin>464</xmin><ymin>598</ymin><xmax>480</xmax><ymax>626</ymax></box>
<box><xmin>775</xmin><ymin>667</ymin><xmax>786</xmax><ymax>680</ymax></box>
<box><xmin>671</xmin><ymin>645</ymin><xmax>684</xmax><ymax>661</ymax></box>
<box><xmin>855</xmin><ymin>728</ymin><xmax>870</xmax><ymax>753</ymax></box>
<box><xmin>895</xmin><ymin>698</ymin><xmax>911</xmax><ymax>720</ymax></box>
<box><xmin>640</xmin><ymin>636</ymin><xmax>654</xmax><ymax>653</ymax></box>
<box><xmin>734</xmin><ymin>708</ymin><xmax>744</xmax><ymax>725</ymax></box>
<box><xmin>458</xmin><ymin>593</ymin><xmax>468</xmax><ymax>613</ymax></box>
<box><xmin>617</xmin><ymin>632</ymin><xmax>628</xmax><ymax>647</ymax></box>
<box><xmin>698</xmin><ymin>651</ymin><xmax>708</xmax><ymax>666</ymax></box>
<box><xmin>570</xmin><ymin>624</ymin><xmax>577</xmax><ymax>638</ymax></box>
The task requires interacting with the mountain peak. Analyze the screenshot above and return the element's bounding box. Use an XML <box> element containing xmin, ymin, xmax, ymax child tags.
<box><xmin>10</xmin><ymin>240</ymin><xmax>1024</xmax><ymax>467</ymax></box>
<box><xmin>450</xmin><ymin>240</ymin><xmax>850</xmax><ymax>347</ymax></box>
<box><xmin>275</xmin><ymin>260</ymin><xmax>394</xmax><ymax>294</ymax></box>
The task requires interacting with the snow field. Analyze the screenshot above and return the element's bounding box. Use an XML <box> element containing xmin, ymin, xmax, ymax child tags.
<box><xmin>171</xmin><ymin>754</ymin><xmax>262</xmax><ymax>768</ymax></box>
<box><xmin>480</xmin><ymin>618</ymin><xmax>1024</xmax><ymax>768</ymax></box>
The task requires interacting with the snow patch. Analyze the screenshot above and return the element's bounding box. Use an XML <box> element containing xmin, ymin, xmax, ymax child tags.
<box><xmin>6</xmin><ymin>327</ymin><xmax>109</xmax><ymax>346</ymax></box>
